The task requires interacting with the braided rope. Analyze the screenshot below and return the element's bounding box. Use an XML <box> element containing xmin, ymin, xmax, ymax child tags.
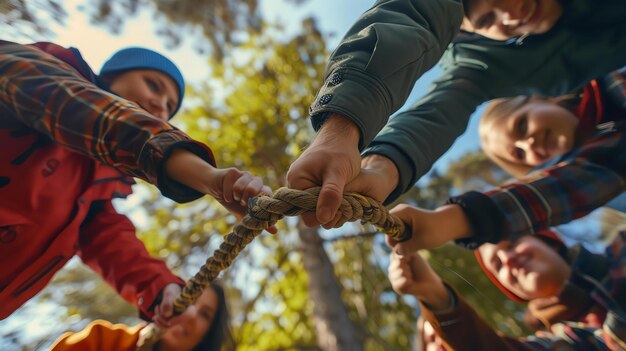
<box><xmin>172</xmin><ymin>186</ymin><xmax>409</xmax><ymax>314</ymax></box>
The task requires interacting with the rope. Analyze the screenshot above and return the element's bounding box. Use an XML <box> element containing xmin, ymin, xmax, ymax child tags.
<box><xmin>172</xmin><ymin>186</ymin><xmax>410</xmax><ymax>314</ymax></box>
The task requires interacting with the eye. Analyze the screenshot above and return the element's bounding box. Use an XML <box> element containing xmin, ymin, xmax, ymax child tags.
<box><xmin>145</xmin><ymin>78</ymin><xmax>159</xmax><ymax>92</ymax></box>
<box><xmin>475</xmin><ymin>11</ymin><xmax>496</xmax><ymax>29</ymax></box>
<box><xmin>200</xmin><ymin>310</ymin><xmax>213</xmax><ymax>321</ymax></box>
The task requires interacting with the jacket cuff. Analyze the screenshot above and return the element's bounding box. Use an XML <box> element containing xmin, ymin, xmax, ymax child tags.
<box><xmin>310</xmin><ymin>67</ymin><xmax>391</xmax><ymax>150</ymax></box>
<box><xmin>140</xmin><ymin>130</ymin><xmax>217</xmax><ymax>203</ymax></box>
<box><xmin>420</xmin><ymin>283</ymin><xmax>464</xmax><ymax>327</ymax></box>
<box><xmin>446</xmin><ymin>191</ymin><xmax>506</xmax><ymax>249</ymax></box>
<box><xmin>362</xmin><ymin>144</ymin><xmax>414</xmax><ymax>204</ymax></box>
<box><xmin>138</xmin><ymin>275</ymin><xmax>185</xmax><ymax>321</ymax></box>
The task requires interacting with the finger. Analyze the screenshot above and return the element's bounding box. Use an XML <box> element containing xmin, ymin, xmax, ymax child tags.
<box><xmin>153</xmin><ymin>315</ymin><xmax>170</xmax><ymax>329</ymax></box>
<box><xmin>230</xmin><ymin>171</ymin><xmax>251</xmax><ymax>203</ymax></box>
<box><xmin>301</xmin><ymin>212</ymin><xmax>321</xmax><ymax>227</ymax></box>
<box><xmin>333</xmin><ymin>215</ymin><xmax>350</xmax><ymax>229</ymax></box>
<box><xmin>222</xmin><ymin>168</ymin><xmax>241</xmax><ymax>203</ymax></box>
<box><xmin>385</xmin><ymin>235</ymin><xmax>398</xmax><ymax>248</ymax></box>
<box><xmin>395</xmin><ymin>240</ymin><xmax>420</xmax><ymax>257</ymax></box>
<box><xmin>261</xmin><ymin>185</ymin><xmax>273</xmax><ymax>196</ymax></box>
<box><xmin>322</xmin><ymin>211</ymin><xmax>346</xmax><ymax>230</ymax></box>
<box><xmin>240</xmin><ymin>176</ymin><xmax>263</xmax><ymax>206</ymax></box>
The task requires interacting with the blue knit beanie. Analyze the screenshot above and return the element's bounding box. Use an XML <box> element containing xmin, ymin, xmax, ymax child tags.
<box><xmin>99</xmin><ymin>47</ymin><xmax>185</xmax><ymax>118</ymax></box>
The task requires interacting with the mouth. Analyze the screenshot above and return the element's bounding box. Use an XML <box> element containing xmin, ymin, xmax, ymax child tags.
<box><xmin>171</xmin><ymin>325</ymin><xmax>187</xmax><ymax>338</ymax></box>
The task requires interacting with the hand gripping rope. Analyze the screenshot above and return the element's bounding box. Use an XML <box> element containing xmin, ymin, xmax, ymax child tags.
<box><xmin>172</xmin><ymin>186</ymin><xmax>411</xmax><ymax>314</ymax></box>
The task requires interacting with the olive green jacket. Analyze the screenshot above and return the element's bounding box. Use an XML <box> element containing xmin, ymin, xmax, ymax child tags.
<box><xmin>309</xmin><ymin>0</ymin><xmax>626</xmax><ymax>202</ymax></box>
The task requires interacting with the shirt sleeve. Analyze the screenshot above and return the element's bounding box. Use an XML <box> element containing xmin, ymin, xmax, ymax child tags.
<box><xmin>449</xmin><ymin>129</ymin><xmax>626</xmax><ymax>248</ymax></box>
<box><xmin>77</xmin><ymin>200</ymin><xmax>184</xmax><ymax>320</ymax></box>
<box><xmin>309</xmin><ymin>0</ymin><xmax>463</xmax><ymax>149</ymax></box>
<box><xmin>0</xmin><ymin>42</ymin><xmax>215</xmax><ymax>203</ymax></box>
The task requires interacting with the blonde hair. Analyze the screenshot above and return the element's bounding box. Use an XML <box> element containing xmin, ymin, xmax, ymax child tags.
<box><xmin>479</xmin><ymin>94</ymin><xmax>579</xmax><ymax>178</ymax></box>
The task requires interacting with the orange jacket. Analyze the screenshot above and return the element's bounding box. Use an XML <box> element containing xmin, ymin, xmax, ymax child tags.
<box><xmin>49</xmin><ymin>320</ymin><xmax>150</xmax><ymax>351</ymax></box>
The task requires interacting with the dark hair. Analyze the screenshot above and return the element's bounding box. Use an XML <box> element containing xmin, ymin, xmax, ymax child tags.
<box><xmin>193</xmin><ymin>282</ymin><xmax>235</xmax><ymax>351</ymax></box>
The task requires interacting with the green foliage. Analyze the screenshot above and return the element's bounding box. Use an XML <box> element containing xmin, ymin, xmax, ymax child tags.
<box><xmin>1</xmin><ymin>0</ymin><xmax>66</xmax><ymax>38</ymax></box>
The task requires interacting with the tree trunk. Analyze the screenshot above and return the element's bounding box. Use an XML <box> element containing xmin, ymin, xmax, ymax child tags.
<box><xmin>297</xmin><ymin>220</ymin><xmax>364</xmax><ymax>351</ymax></box>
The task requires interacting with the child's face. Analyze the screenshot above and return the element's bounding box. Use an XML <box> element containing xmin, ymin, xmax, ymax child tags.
<box><xmin>421</xmin><ymin>319</ymin><xmax>447</xmax><ymax>351</ymax></box>
<box><xmin>108</xmin><ymin>69</ymin><xmax>179</xmax><ymax>121</ymax></box>
<box><xmin>159</xmin><ymin>287</ymin><xmax>219</xmax><ymax>351</ymax></box>
<box><xmin>478</xmin><ymin>236</ymin><xmax>570</xmax><ymax>300</ymax></box>
<box><xmin>482</xmin><ymin>99</ymin><xmax>578</xmax><ymax>169</ymax></box>
<box><xmin>462</xmin><ymin>0</ymin><xmax>563</xmax><ymax>40</ymax></box>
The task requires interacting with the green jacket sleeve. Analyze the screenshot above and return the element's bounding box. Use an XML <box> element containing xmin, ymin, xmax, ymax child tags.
<box><xmin>308</xmin><ymin>0</ymin><xmax>464</xmax><ymax>149</ymax></box>
<box><xmin>364</xmin><ymin>0</ymin><xmax>626</xmax><ymax>203</ymax></box>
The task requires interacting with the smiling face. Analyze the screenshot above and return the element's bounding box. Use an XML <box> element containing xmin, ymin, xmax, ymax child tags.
<box><xmin>420</xmin><ymin>318</ymin><xmax>447</xmax><ymax>351</ymax></box>
<box><xmin>107</xmin><ymin>69</ymin><xmax>179</xmax><ymax>121</ymax></box>
<box><xmin>480</xmin><ymin>96</ymin><xmax>579</xmax><ymax>176</ymax></box>
<box><xmin>159</xmin><ymin>287</ymin><xmax>219</xmax><ymax>351</ymax></box>
<box><xmin>462</xmin><ymin>0</ymin><xmax>563</xmax><ymax>40</ymax></box>
<box><xmin>477</xmin><ymin>236</ymin><xmax>570</xmax><ymax>300</ymax></box>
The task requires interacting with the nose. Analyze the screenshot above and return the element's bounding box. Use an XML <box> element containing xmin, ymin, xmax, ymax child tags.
<box><xmin>148</xmin><ymin>96</ymin><xmax>169</xmax><ymax>121</ymax></box>
<box><xmin>496</xmin><ymin>2</ymin><xmax>526</xmax><ymax>27</ymax></box>
<box><xmin>514</xmin><ymin>137</ymin><xmax>534</xmax><ymax>151</ymax></box>
<box><xmin>515</xmin><ymin>137</ymin><xmax>546</xmax><ymax>163</ymax></box>
<box><xmin>181</xmin><ymin>305</ymin><xmax>199</xmax><ymax>325</ymax></box>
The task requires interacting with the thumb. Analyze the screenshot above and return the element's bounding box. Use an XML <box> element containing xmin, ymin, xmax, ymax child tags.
<box><xmin>317</xmin><ymin>176</ymin><xmax>345</xmax><ymax>224</ymax></box>
<box><xmin>160</xmin><ymin>285</ymin><xmax>179</xmax><ymax>318</ymax></box>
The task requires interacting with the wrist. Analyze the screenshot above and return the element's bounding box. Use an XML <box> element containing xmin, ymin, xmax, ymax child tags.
<box><xmin>165</xmin><ymin>148</ymin><xmax>216</xmax><ymax>194</ymax></box>
<box><xmin>434</xmin><ymin>204</ymin><xmax>473</xmax><ymax>241</ymax></box>
<box><xmin>361</xmin><ymin>154</ymin><xmax>399</xmax><ymax>193</ymax></box>
<box><xmin>314</xmin><ymin>113</ymin><xmax>360</xmax><ymax>146</ymax></box>
<box><xmin>415</xmin><ymin>276</ymin><xmax>452</xmax><ymax>311</ymax></box>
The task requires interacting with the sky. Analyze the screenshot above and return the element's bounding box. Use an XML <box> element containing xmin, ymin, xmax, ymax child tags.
<box><xmin>1</xmin><ymin>0</ymin><xmax>484</xmax><ymax>346</ymax></box>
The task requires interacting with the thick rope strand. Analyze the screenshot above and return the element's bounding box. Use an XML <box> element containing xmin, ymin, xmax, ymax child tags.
<box><xmin>172</xmin><ymin>187</ymin><xmax>409</xmax><ymax>314</ymax></box>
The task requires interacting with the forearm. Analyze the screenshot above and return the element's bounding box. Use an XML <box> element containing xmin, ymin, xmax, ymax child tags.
<box><xmin>413</xmin><ymin>277</ymin><xmax>455</xmax><ymax>312</ymax></box>
<box><xmin>452</xmin><ymin>132</ymin><xmax>626</xmax><ymax>248</ymax></box>
<box><xmin>309</xmin><ymin>0</ymin><xmax>463</xmax><ymax>148</ymax></box>
<box><xmin>363</xmin><ymin>75</ymin><xmax>488</xmax><ymax>202</ymax></box>
<box><xmin>78</xmin><ymin>201</ymin><xmax>183</xmax><ymax>318</ymax></box>
<box><xmin>421</xmin><ymin>285</ymin><xmax>531</xmax><ymax>351</ymax></box>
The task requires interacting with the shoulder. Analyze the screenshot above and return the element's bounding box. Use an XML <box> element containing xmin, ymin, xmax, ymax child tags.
<box><xmin>30</xmin><ymin>42</ymin><xmax>97</xmax><ymax>83</ymax></box>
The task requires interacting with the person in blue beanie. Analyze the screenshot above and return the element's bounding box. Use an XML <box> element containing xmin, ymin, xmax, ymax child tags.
<box><xmin>0</xmin><ymin>41</ymin><xmax>274</xmax><ymax>327</ymax></box>
<box><xmin>98</xmin><ymin>47</ymin><xmax>186</xmax><ymax>119</ymax></box>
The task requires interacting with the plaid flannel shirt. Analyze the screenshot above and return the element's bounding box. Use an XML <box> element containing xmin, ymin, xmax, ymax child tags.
<box><xmin>0</xmin><ymin>41</ymin><xmax>215</xmax><ymax>203</ymax></box>
<box><xmin>450</xmin><ymin>71</ymin><xmax>626</xmax><ymax>248</ymax></box>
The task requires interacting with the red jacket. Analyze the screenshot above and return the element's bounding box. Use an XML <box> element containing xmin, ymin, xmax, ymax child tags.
<box><xmin>0</xmin><ymin>43</ymin><xmax>184</xmax><ymax>320</ymax></box>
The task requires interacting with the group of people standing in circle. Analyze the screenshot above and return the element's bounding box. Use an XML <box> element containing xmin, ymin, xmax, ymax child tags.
<box><xmin>1</xmin><ymin>0</ymin><xmax>626</xmax><ymax>349</ymax></box>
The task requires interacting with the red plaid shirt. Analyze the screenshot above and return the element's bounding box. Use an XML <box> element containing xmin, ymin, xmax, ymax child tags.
<box><xmin>0</xmin><ymin>41</ymin><xmax>216</xmax><ymax>319</ymax></box>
